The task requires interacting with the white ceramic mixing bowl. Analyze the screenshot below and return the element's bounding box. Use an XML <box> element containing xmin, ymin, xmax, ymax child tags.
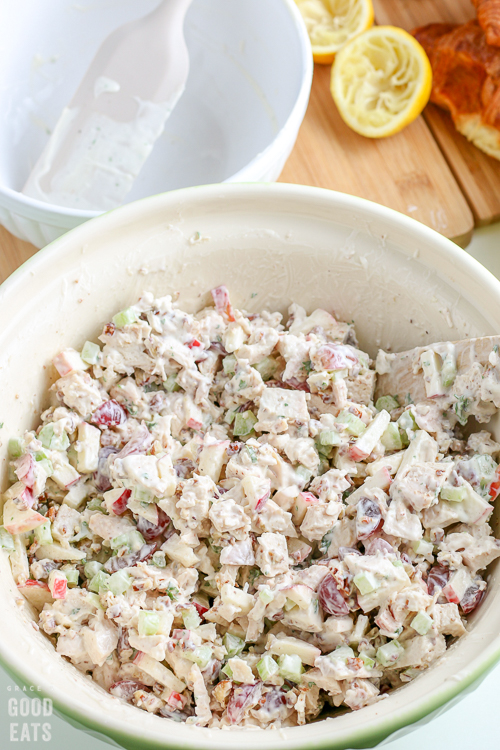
<box><xmin>1</xmin><ymin>183</ymin><xmax>500</xmax><ymax>750</ymax></box>
<box><xmin>0</xmin><ymin>0</ymin><xmax>312</xmax><ymax>247</ymax></box>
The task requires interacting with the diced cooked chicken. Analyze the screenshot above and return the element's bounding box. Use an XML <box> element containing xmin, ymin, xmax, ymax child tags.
<box><xmin>52</xmin><ymin>371</ymin><xmax>104</xmax><ymax>416</ymax></box>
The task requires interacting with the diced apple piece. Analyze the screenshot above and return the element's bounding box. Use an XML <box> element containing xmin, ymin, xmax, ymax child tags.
<box><xmin>287</xmin><ymin>538</ymin><xmax>312</xmax><ymax>563</ymax></box>
<box><xmin>396</xmin><ymin>431</ymin><xmax>438</xmax><ymax>478</ymax></box>
<box><xmin>10</xmin><ymin>535</ymin><xmax>30</xmax><ymax>585</ymax></box>
<box><xmin>348</xmin><ymin>410</ymin><xmax>391</xmax><ymax>461</ymax></box>
<box><xmin>127</xmin><ymin>498</ymin><xmax>159</xmax><ymax>525</ymax></box>
<box><xmin>3</xmin><ymin>481</ymin><xmax>27</xmax><ymax>502</ymax></box>
<box><xmin>2</xmin><ymin>498</ymin><xmax>46</xmax><ymax>535</ymax></box>
<box><xmin>35</xmin><ymin>543</ymin><xmax>86</xmax><ymax>561</ymax></box>
<box><xmin>458</xmin><ymin>481</ymin><xmax>493</xmax><ymax>524</ymax></box>
<box><xmin>220</xmin><ymin>584</ymin><xmax>255</xmax><ymax>615</ymax></box>
<box><xmin>345</xmin><ymin>468</ymin><xmax>392</xmax><ymax>506</ymax></box>
<box><xmin>283</xmin><ymin>584</ymin><xmax>314</xmax><ymax>610</ymax></box>
<box><xmin>267</xmin><ymin>634</ymin><xmax>321</xmax><ymax>666</ymax></box>
<box><xmin>282</xmin><ymin>597</ymin><xmax>323</xmax><ymax>633</ymax></box>
<box><xmin>17</xmin><ymin>580</ymin><xmax>54</xmax><ymax>610</ymax></box>
<box><xmin>156</xmin><ymin>455</ymin><xmax>177</xmax><ymax>497</ymax></box>
<box><xmin>420</xmin><ymin>350</ymin><xmax>447</xmax><ymax>398</ymax></box>
<box><xmin>366</xmin><ymin>451</ymin><xmax>405</xmax><ymax>477</ymax></box>
<box><xmin>52</xmin><ymin>453</ymin><xmax>80</xmax><ymax>489</ymax></box>
<box><xmin>48</xmin><ymin>569</ymin><xmax>68</xmax><ymax>599</ymax></box>
<box><xmin>198</xmin><ymin>441</ymin><xmax>229</xmax><ymax>483</ymax></box>
<box><xmin>102</xmin><ymin>488</ymin><xmax>125</xmax><ymax>514</ymax></box>
<box><xmin>76</xmin><ymin>422</ymin><xmax>100</xmax><ymax>473</ymax></box>
<box><xmin>443</xmin><ymin>569</ymin><xmax>473</xmax><ymax>605</ymax></box>
<box><xmin>53</xmin><ymin>348</ymin><xmax>89</xmax><ymax>377</ymax></box>
<box><xmin>133</xmin><ymin>651</ymin><xmax>185</xmax><ymax>692</ymax></box>
<box><xmin>161</xmin><ymin>534</ymin><xmax>200</xmax><ymax>567</ymax></box>
<box><xmin>292</xmin><ymin>492</ymin><xmax>319</xmax><ymax>525</ymax></box>
<box><xmin>63</xmin><ymin>480</ymin><xmax>90</xmax><ymax>510</ymax></box>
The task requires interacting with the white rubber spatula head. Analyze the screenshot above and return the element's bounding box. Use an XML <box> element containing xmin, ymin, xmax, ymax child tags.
<box><xmin>23</xmin><ymin>0</ymin><xmax>193</xmax><ymax>212</ymax></box>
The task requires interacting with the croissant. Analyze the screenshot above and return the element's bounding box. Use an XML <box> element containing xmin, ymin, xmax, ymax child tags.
<box><xmin>472</xmin><ymin>0</ymin><xmax>500</xmax><ymax>46</ymax></box>
<box><xmin>413</xmin><ymin>20</ymin><xmax>500</xmax><ymax>160</ymax></box>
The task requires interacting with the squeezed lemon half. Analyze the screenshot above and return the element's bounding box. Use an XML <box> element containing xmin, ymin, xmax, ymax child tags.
<box><xmin>330</xmin><ymin>25</ymin><xmax>432</xmax><ymax>138</ymax></box>
<box><xmin>295</xmin><ymin>0</ymin><xmax>374</xmax><ymax>64</ymax></box>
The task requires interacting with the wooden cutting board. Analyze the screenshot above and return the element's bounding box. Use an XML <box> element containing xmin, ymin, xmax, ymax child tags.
<box><xmin>373</xmin><ymin>0</ymin><xmax>500</xmax><ymax>226</ymax></box>
<box><xmin>279</xmin><ymin>64</ymin><xmax>474</xmax><ymax>247</ymax></box>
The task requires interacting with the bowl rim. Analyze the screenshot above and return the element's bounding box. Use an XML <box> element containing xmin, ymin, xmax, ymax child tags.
<box><xmin>2</xmin><ymin>182</ymin><xmax>500</xmax><ymax>750</ymax></box>
<box><xmin>0</xmin><ymin>0</ymin><xmax>313</xmax><ymax>226</ymax></box>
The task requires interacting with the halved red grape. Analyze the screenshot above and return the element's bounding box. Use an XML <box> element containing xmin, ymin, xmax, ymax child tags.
<box><xmin>356</xmin><ymin>497</ymin><xmax>383</xmax><ymax>541</ymax></box>
<box><xmin>318</xmin><ymin>573</ymin><xmax>349</xmax><ymax>616</ymax></box>
<box><xmin>91</xmin><ymin>399</ymin><xmax>127</xmax><ymax>427</ymax></box>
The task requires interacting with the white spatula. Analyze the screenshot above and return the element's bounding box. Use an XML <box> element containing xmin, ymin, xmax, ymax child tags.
<box><xmin>23</xmin><ymin>0</ymin><xmax>193</xmax><ymax>212</ymax></box>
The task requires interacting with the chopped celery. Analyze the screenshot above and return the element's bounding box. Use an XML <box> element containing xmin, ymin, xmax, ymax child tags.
<box><xmin>88</xmin><ymin>570</ymin><xmax>111</xmax><ymax>593</ymax></box>
<box><xmin>0</xmin><ymin>526</ymin><xmax>15</xmax><ymax>551</ymax></box>
<box><xmin>81</xmin><ymin>341</ymin><xmax>101</xmax><ymax>365</ymax></box>
<box><xmin>106</xmin><ymin>570</ymin><xmax>132</xmax><ymax>595</ymax></box>
<box><xmin>8</xmin><ymin>438</ymin><xmax>24</xmax><ymax>458</ymax></box>
<box><xmin>221</xmin><ymin>663</ymin><xmax>233</xmax><ymax>679</ymax></box>
<box><xmin>397</xmin><ymin>410</ymin><xmax>417</xmax><ymax>433</ymax></box>
<box><xmin>138</xmin><ymin>610</ymin><xmax>160</xmax><ymax>636</ymax></box>
<box><xmin>353</xmin><ymin>571</ymin><xmax>379</xmax><ymax>596</ymax></box>
<box><xmin>61</xmin><ymin>565</ymin><xmax>79</xmax><ymax>587</ymax></box>
<box><xmin>223</xmin><ymin>633</ymin><xmax>245</xmax><ymax>658</ymax></box>
<box><xmin>411</xmin><ymin>611</ymin><xmax>433</xmax><ymax>635</ymax></box>
<box><xmin>253</xmin><ymin>357</ymin><xmax>278</xmax><ymax>382</ymax></box>
<box><xmin>36</xmin><ymin>457</ymin><xmax>54</xmax><ymax>477</ymax></box>
<box><xmin>329</xmin><ymin>646</ymin><xmax>355</xmax><ymax>667</ymax></box>
<box><xmin>318</xmin><ymin>456</ymin><xmax>330</xmax><ymax>475</ymax></box>
<box><xmin>222</xmin><ymin>355</ymin><xmax>237</xmax><ymax>376</ymax></box>
<box><xmin>381</xmin><ymin>423</ymin><xmax>403</xmax><ymax>451</ymax></box>
<box><xmin>163</xmin><ymin>373</ymin><xmax>180</xmax><ymax>392</ymax></box>
<box><xmin>440</xmin><ymin>485</ymin><xmax>467</xmax><ymax>503</ymax></box>
<box><xmin>295</xmin><ymin>465</ymin><xmax>312</xmax><ymax>487</ymax></box>
<box><xmin>38</xmin><ymin>424</ymin><xmax>69</xmax><ymax>451</ymax></box>
<box><xmin>224</xmin><ymin>408</ymin><xmax>236</xmax><ymax>425</ymax></box>
<box><xmin>34</xmin><ymin>520</ymin><xmax>53</xmax><ymax>546</ymax></box>
<box><xmin>184</xmin><ymin>645</ymin><xmax>212</xmax><ymax>669</ymax></box>
<box><xmin>376</xmin><ymin>640</ymin><xmax>404</xmax><ymax>667</ymax></box>
<box><xmin>151</xmin><ymin>551</ymin><xmax>166</xmax><ymax>568</ymax></box>
<box><xmin>454</xmin><ymin>396</ymin><xmax>470</xmax><ymax>426</ymax></box>
<box><xmin>112</xmin><ymin>308</ymin><xmax>137</xmax><ymax>328</ymax></box>
<box><xmin>182</xmin><ymin>608</ymin><xmax>201</xmax><ymax>630</ymax></box>
<box><xmin>72</xmin><ymin>521</ymin><xmax>91</xmax><ymax>542</ymax></box>
<box><xmin>110</xmin><ymin>530</ymin><xmax>145</xmax><ymax>553</ymax></box>
<box><xmin>336</xmin><ymin>411</ymin><xmax>366</xmax><ymax>437</ymax></box>
<box><xmin>358</xmin><ymin>652</ymin><xmax>375</xmax><ymax>669</ymax></box>
<box><xmin>132</xmin><ymin>486</ymin><xmax>154</xmax><ymax>504</ymax></box>
<box><xmin>441</xmin><ymin>353</ymin><xmax>457</xmax><ymax>388</ymax></box>
<box><xmin>259</xmin><ymin>588</ymin><xmax>274</xmax><ymax>605</ymax></box>
<box><xmin>87</xmin><ymin>497</ymin><xmax>105</xmax><ymax>512</ymax></box>
<box><xmin>412</xmin><ymin>539</ymin><xmax>434</xmax><ymax>557</ymax></box>
<box><xmin>245</xmin><ymin>445</ymin><xmax>257</xmax><ymax>464</ymax></box>
<box><xmin>375</xmin><ymin>395</ymin><xmax>399</xmax><ymax>412</ymax></box>
<box><xmin>233</xmin><ymin>411</ymin><xmax>257</xmax><ymax>437</ymax></box>
<box><xmin>319</xmin><ymin>429</ymin><xmax>341</xmax><ymax>447</ymax></box>
<box><xmin>278</xmin><ymin>654</ymin><xmax>303</xmax><ymax>683</ymax></box>
<box><xmin>257</xmin><ymin>654</ymin><xmax>279</xmax><ymax>681</ymax></box>
<box><xmin>84</xmin><ymin>561</ymin><xmax>103</xmax><ymax>580</ymax></box>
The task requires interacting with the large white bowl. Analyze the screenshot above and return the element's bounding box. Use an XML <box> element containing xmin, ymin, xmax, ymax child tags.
<box><xmin>1</xmin><ymin>183</ymin><xmax>500</xmax><ymax>750</ymax></box>
<box><xmin>0</xmin><ymin>0</ymin><xmax>311</xmax><ymax>248</ymax></box>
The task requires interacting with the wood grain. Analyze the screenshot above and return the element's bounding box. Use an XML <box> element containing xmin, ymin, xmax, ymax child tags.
<box><xmin>0</xmin><ymin>225</ymin><xmax>37</xmax><ymax>285</ymax></box>
<box><xmin>279</xmin><ymin>65</ymin><xmax>474</xmax><ymax>246</ymax></box>
<box><xmin>373</xmin><ymin>0</ymin><xmax>500</xmax><ymax>225</ymax></box>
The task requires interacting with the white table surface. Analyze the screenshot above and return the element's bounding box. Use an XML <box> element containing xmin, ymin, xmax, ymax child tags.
<box><xmin>1</xmin><ymin>224</ymin><xmax>499</xmax><ymax>748</ymax></box>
